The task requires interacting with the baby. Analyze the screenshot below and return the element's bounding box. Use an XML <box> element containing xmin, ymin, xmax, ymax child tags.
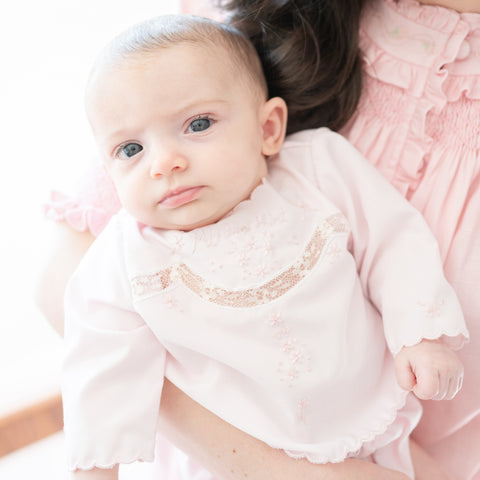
<box><xmin>62</xmin><ymin>15</ymin><xmax>467</xmax><ymax>479</ymax></box>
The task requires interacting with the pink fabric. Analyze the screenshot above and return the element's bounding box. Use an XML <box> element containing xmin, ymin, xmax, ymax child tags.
<box><xmin>49</xmin><ymin>0</ymin><xmax>480</xmax><ymax>477</ymax></box>
<box><xmin>44</xmin><ymin>164</ymin><xmax>120</xmax><ymax>236</ymax></box>
<box><xmin>341</xmin><ymin>1</ymin><xmax>480</xmax><ymax>478</ymax></box>
<box><xmin>62</xmin><ymin>129</ymin><xmax>466</xmax><ymax>475</ymax></box>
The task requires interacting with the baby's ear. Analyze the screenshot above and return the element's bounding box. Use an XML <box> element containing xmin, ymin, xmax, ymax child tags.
<box><xmin>261</xmin><ymin>97</ymin><xmax>287</xmax><ymax>156</ymax></box>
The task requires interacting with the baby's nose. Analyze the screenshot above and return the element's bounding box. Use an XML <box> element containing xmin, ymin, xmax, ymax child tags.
<box><xmin>150</xmin><ymin>149</ymin><xmax>188</xmax><ymax>178</ymax></box>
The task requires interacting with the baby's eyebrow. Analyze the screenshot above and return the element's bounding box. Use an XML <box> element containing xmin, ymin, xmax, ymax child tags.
<box><xmin>99</xmin><ymin>128</ymin><xmax>133</xmax><ymax>147</ymax></box>
<box><xmin>175</xmin><ymin>98</ymin><xmax>229</xmax><ymax>115</ymax></box>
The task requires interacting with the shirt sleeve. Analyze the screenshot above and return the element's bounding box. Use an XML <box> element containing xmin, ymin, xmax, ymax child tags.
<box><xmin>62</xmin><ymin>216</ymin><xmax>166</xmax><ymax>470</ymax></box>
<box><xmin>307</xmin><ymin>128</ymin><xmax>469</xmax><ymax>355</ymax></box>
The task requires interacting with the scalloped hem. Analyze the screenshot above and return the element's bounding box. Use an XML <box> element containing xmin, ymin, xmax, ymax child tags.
<box><xmin>390</xmin><ymin>327</ymin><xmax>470</xmax><ymax>357</ymax></box>
<box><xmin>68</xmin><ymin>454</ymin><xmax>154</xmax><ymax>472</ymax></box>
<box><xmin>268</xmin><ymin>389</ymin><xmax>410</xmax><ymax>464</ymax></box>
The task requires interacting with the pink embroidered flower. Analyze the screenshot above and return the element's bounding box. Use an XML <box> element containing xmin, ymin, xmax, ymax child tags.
<box><xmin>418</xmin><ymin>299</ymin><xmax>445</xmax><ymax>318</ymax></box>
<box><xmin>269</xmin><ymin>313</ymin><xmax>282</xmax><ymax>327</ymax></box>
<box><xmin>267</xmin><ymin>312</ymin><xmax>311</xmax><ymax>387</ymax></box>
<box><xmin>297</xmin><ymin>397</ymin><xmax>310</xmax><ymax>424</ymax></box>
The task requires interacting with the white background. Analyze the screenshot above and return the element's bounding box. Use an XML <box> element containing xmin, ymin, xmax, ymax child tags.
<box><xmin>0</xmin><ymin>1</ymin><xmax>180</xmax><ymax>477</ymax></box>
<box><xmin>0</xmin><ymin>0</ymin><xmax>180</xmax><ymax>421</ymax></box>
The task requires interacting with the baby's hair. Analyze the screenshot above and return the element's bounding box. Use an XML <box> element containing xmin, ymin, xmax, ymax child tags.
<box><xmin>220</xmin><ymin>0</ymin><xmax>367</xmax><ymax>134</ymax></box>
<box><xmin>90</xmin><ymin>14</ymin><xmax>268</xmax><ymax>100</ymax></box>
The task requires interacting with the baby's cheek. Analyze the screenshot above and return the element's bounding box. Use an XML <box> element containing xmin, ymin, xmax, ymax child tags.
<box><xmin>116</xmin><ymin>179</ymin><xmax>141</xmax><ymax>212</ymax></box>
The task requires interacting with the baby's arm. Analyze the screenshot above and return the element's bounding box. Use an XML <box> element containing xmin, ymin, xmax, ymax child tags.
<box><xmin>35</xmin><ymin>222</ymin><xmax>96</xmax><ymax>336</ymax></box>
<box><xmin>394</xmin><ymin>339</ymin><xmax>464</xmax><ymax>400</ymax></box>
<box><xmin>307</xmin><ymin>130</ymin><xmax>468</xmax><ymax>355</ymax></box>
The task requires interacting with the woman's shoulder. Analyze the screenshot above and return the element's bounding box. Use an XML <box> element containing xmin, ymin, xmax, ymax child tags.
<box><xmin>360</xmin><ymin>0</ymin><xmax>480</xmax><ymax>88</ymax></box>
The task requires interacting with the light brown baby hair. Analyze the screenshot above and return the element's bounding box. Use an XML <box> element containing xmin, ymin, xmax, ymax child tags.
<box><xmin>89</xmin><ymin>14</ymin><xmax>268</xmax><ymax>101</ymax></box>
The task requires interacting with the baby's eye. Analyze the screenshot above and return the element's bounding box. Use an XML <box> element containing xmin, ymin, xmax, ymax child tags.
<box><xmin>117</xmin><ymin>142</ymin><xmax>143</xmax><ymax>159</ymax></box>
<box><xmin>188</xmin><ymin>117</ymin><xmax>212</xmax><ymax>133</ymax></box>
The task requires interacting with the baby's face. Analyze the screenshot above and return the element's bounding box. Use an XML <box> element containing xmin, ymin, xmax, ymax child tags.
<box><xmin>86</xmin><ymin>44</ymin><xmax>269</xmax><ymax>231</ymax></box>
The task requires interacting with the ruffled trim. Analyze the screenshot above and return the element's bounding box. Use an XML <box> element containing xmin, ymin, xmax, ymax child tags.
<box><xmin>278</xmin><ymin>389</ymin><xmax>409</xmax><ymax>464</ymax></box>
<box><xmin>361</xmin><ymin>0</ymin><xmax>479</xmax><ymax>103</ymax></box>
<box><xmin>360</xmin><ymin>39</ymin><xmax>417</xmax><ymax>91</ymax></box>
<box><xmin>341</xmin><ymin>76</ymin><xmax>435</xmax><ymax>196</ymax></box>
<box><xmin>443</xmin><ymin>75</ymin><xmax>480</xmax><ymax>101</ymax></box>
<box><xmin>44</xmin><ymin>190</ymin><xmax>112</xmax><ymax>237</ymax></box>
<box><xmin>353</xmin><ymin>0</ymin><xmax>480</xmax><ymax>193</ymax></box>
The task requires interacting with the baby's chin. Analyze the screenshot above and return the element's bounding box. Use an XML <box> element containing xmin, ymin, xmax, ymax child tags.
<box><xmin>140</xmin><ymin>211</ymin><xmax>227</xmax><ymax>232</ymax></box>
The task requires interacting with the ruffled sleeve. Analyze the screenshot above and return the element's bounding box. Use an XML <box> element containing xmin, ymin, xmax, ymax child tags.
<box><xmin>45</xmin><ymin>164</ymin><xmax>121</xmax><ymax>237</ymax></box>
<box><xmin>304</xmin><ymin>128</ymin><xmax>469</xmax><ymax>355</ymax></box>
<box><xmin>62</xmin><ymin>216</ymin><xmax>166</xmax><ymax>470</ymax></box>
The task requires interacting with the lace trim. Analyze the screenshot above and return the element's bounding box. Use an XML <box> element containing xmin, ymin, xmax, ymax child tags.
<box><xmin>131</xmin><ymin>213</ymin><xmax>349</xmax><ymax>306</ymax></box>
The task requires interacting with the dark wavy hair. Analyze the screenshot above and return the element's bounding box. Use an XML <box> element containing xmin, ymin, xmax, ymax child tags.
<box><xmin>219</xmin><ymin>0</ymin><xmax>366</xmax><ymax>134</ymax></box>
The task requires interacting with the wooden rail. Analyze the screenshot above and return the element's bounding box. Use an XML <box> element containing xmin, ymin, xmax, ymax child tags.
<box><xmin>0</xmin><ymin>394</ymin><xmax>63</xmax><ymax>457</ymax></box>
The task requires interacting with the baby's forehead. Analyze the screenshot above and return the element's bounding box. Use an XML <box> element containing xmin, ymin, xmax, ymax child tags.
<box><xmin>85</xmin><ymin>42</ymin><xmax>259</xmax><ymax>119</ymax></box>
<box><xmin>91</xmin><ymin>41</ymin><xmax>261</xmax><ymax>98</ymax></box>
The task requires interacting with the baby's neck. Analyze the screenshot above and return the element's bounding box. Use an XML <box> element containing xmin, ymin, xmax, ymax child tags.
<box><xmin>417</xmin><ymin>0</ymin><xmax>480</xmax><ymax>13</ymax></box>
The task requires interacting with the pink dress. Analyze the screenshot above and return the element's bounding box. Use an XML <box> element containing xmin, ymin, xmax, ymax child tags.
<box><xmin>61</xmin><ymin>129</ymin><xmax>467</xmax><ymax>478</ymax></box>
<box><xmin>46</xmin><ymin>0</ymin><xmax>480</xmax><ymax>478</ymax></box>
<box><xmin>341</xmin><ymin>1</ymin><xmax>480</xmax><ymax>478</ymax></box>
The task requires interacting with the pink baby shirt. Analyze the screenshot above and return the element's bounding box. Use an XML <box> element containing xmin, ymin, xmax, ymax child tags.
<box><xmin>48</xmin><ymin>1</ymin><xmax>480</xmax><ymax>476</ymax></box>
<box><xmin>62</xmin><ymin>129</ymin><xmax>468</xmax><ymax>474</ymax></box>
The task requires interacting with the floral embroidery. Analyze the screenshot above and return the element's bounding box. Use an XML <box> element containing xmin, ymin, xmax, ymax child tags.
<box><xmin>418</xmin><ymin>299</ymin><xmax>444</xmax><ymax>318</ymax></box>
<box><xmin>325</xmin><ymin>240</ymin><xmax>343</xmax><ymax>263</ymax></box>
<box><xmin>238</xmin><ymin>252</ymin><xmax>249</xmax><ymax>268</ymax></box>
<box><xmin>131</xmin><ymin>213</ymin><xmax>349</xmax><ymax>306</ymax></box>
<box><xmin>162</xmin><ymin>293</ymin><xmax>183</xmax><ymax>313</ymax></box>
<box><xmin>222</xmin><ymin>209</ymin><xmax>288</xmax><ymax>281</ymax></box>
<box><xmin>245</xmin><ymin>239</ymin><xmax>257</xmax><ymax>251</ymax></box>
<box><xmin>255</xmin><ymin>264</ymin><xmax>269</xmax><ymax>277</ymax></box>
<box><xmin>297</xmin><ymin>397</ymin><xmax>310</xmax><ymax>424</ymax></box>
<box><xmin>369</xmin><ymin>3</ymin><xmax>437</xmax><ymax>57</ymax></box>
<box><xmin>388</xmin><ymin>26</ymin><xmax>434</xmax><ymax>54</ymax></box>
<box><xmin>267</xmin><ymin>312</ymin><xmax>311</xmax><ymax>388</ymax></box>
<box><xmin>208</xmin><ymin>259</ymin><xmax>223</xmax><ymax>274</ymax></box>
<box><xmin>172</xmin><ymin>236</ymin><xmax>185</xmax><ymax>252</ymax></box>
